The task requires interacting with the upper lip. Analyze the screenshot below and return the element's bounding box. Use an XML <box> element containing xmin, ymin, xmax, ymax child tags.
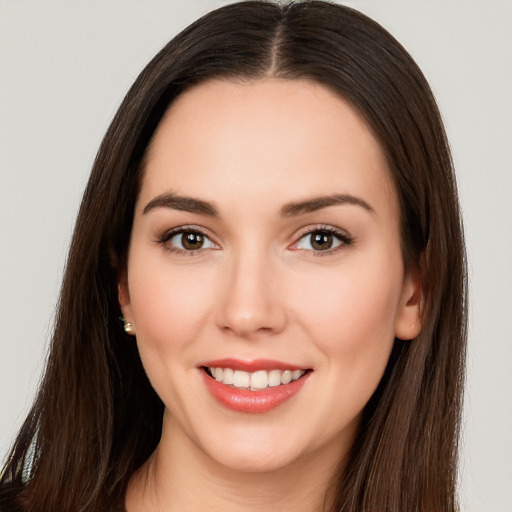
<box><xmin>199</xmin><ymin>358</ymin><xmax>308</xmax><ymax>372</ymax></box>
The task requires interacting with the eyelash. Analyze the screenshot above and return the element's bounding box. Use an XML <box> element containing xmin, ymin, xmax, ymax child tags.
<box><xmin>155</xmin><ymin>225</ymin><xmax>216</xmax><ymax>256</ymax></box>
<box><xmin>292</xmin><ymin>225</ymin><xmax>353</xmax><ymax>257</ymax></box>
<box><xmin>155</xmin><ymin>224</ymin><xmax>353</xmax><ymax>256</ymax></box>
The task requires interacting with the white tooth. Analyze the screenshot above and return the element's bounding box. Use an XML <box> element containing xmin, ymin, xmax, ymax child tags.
<box><xmin>213</xmin><ymin>367</ymin><xmax>223</xmax><ymax>381</ymax></box>
<box><xmin>233</xmin><ymin>370</ymin><xmax>250</xmax><ymax>388</ymax></box>
<box><xmin>292</xmin><ymin>370</ymin><xmax>304</xmax><ymax>381</ymax></box>
<box><xmin>250</xmin><ymin>370</ymin><xmax>269</xmax><ymax>390</ymax></box>
<box><xmin>281</xmin><ymin>370</ymin><xmax>292</xmax><ymax>385</ymax></box>
<box><xmin>222</xmin><ymin>368</ymin><xmax>234</xmax><ymax>385</ymax></box>
<box><xmin>268</xmin><ymin>370</ymin><xmax>282</xmax><ymax>387</ymax></box>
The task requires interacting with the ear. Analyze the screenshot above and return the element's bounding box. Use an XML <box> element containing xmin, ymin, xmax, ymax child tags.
<box><xmin>118</xmin><ymin>272</ymin><xmax>136</xmax><ymax>335</ymax></box>
<box><xmin>394</xmin><ymin>269</ymin><xmax>422</xmax><ymax>341</ymax></box>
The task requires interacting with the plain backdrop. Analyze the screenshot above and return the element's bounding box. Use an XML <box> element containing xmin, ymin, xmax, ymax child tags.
<box><xmin>1</xmin><ymin>1</ymin><xmax>511</xmax><ymax>510</ymax></box>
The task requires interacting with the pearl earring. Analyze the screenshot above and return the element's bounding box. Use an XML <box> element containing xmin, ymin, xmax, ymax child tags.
<box><xmin>123</xmin><ymin>321</ymin><xmax>135</xmax><ymax>335</ymax></box>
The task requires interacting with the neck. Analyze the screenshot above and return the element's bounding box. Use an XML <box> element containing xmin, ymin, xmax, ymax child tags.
<box><xmin>125</xmin><ymin>414</ymin><xmax>348</xmax><ymax>512</ymax></box>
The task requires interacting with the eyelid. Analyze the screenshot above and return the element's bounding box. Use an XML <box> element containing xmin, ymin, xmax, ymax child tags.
<box><xmin>154</xmin><ymin>224</ymin><xmax>220</xmax><ymax>255</ymax></box>
<box><xmin>289</xmin><ymin>224</ymin><xmax>353</xmax><ymax>254</ymax></box>
<box><xmin>154</xmin><ymin>223</ymin><xmax>352</xmax><ymax>256</ymax></box>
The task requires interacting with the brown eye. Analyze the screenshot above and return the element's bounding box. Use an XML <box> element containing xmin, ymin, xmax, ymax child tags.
<box><xmin>181</xmin><ymin>232</ymin><xmax>204</xmax><ymax>250</ymax></box>
<box><xmin>295</xmin><ymin>228</ymin><xmax>348</xmax><ymax>253</ymax></box>
<box><xmin>167</xmin><ymin>230</ymin><xmax>216</xmax><ymax>252</ymax></box>
<box><xmin>310</xmin><ymin>232</ymin><xmax>334</xmax><ymax>251</ymax></box>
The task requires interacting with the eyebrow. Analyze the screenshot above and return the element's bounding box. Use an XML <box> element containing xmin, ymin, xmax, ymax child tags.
<box><xmin>280</xmin><ymin>194</ymin><xmax>375</xmax><ymax>217</ymax></box>
<box><xmin>143</xmin><ymin>192</ymin><xmax>374</xmax><ymax>218</ymax></box>
<box><xmin>143</xmin><ymin>193</ymin><xmax>218</xmax><ymax>216</ymax></box>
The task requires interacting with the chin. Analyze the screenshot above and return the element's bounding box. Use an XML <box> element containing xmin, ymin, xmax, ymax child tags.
<box><xmin>208</xmin><ymin>443</ymin><xmax>300</xmax><ymax>474</ymax></box>
<box><xmin>192</xmin><ymin>420</ymin><xmax>319</xmax><ymax>474</ymax></box>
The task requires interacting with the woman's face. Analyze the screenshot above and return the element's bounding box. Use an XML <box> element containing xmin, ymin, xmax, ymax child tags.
<box><xmin>120</xmin><ymin>78</ymin><xmax>421</xmax><ymax>473</ymax></box>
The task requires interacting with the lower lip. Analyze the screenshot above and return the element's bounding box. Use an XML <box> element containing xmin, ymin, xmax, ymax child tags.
<box><xmin>201</xmin><ymin>370</ymin><xmax>310</xmax><ymax>414</ymax></box>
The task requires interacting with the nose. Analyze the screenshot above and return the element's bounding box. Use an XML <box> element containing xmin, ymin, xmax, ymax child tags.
<box><xmin>215</xmin><ymin>249</ymin><xmax>287</xmax><ymax>339</ymax></box>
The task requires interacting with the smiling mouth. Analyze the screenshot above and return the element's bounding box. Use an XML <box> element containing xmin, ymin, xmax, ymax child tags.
<box><xmin>203</xmin><ymin>366</ymin><xmax>310</xmax><ymax>391</ymax></box>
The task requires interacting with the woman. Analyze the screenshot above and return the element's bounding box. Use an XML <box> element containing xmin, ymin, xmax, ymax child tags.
<box><xmin>0</xmin><ymin>1</ymin><xmax>467</xmax><ymax>511</ymax></box>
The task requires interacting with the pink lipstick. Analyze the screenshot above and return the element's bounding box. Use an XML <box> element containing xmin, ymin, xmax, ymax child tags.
<box><xmin>199</xmin><ymin>359</ymin><xmax>311</xmax><ymax>414</ymax></box>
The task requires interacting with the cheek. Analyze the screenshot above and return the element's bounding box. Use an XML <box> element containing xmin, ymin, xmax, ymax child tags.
<box><xmin>291</xmin><ymin>263</ymin><xmax>402</xmax><ymax>439</ymax></box>
<box><xmin>126</xmin><ymin>254</ymin><xmax>221</xmax><ymax>414</ymax></box>
<box><xmin>127</xmin><ymin>253</ymin><xmax>217</xmax><ymax>360</ymax></box>
<box><xmin>292</xmin><ymin>256</ymin><xmax>402</xmax><ymax>376</ymax></box>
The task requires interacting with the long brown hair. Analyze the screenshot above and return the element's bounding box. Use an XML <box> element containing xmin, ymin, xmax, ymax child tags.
<box><xmin>0</xmin><ymin>2</ymin><xmax>467</xmax><ymax>511</ymax></box>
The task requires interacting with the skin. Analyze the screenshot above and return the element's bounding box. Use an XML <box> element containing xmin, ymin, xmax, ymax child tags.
<box><xmin>120</xmin><ymin>78</ymin><xmax>421</xmax><ymax>512</ymax></box>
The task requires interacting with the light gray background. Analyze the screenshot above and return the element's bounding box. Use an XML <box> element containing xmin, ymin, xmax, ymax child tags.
<box><xmin>1</xmin><ymin>1</ymin><xmax>511</xmax><ymax>510</ymax></box>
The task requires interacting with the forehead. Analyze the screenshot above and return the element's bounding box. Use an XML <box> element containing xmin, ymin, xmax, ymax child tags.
<box><xmin>139</xmin><ymin>78</ymin><xmax>397</xmax><ymax>219</ymax></box>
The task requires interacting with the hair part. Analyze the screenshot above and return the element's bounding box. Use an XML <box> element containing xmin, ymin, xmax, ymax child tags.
<box><xmin>1</xmin><ymin>2</ymin><xmax>467</xmax><ymax>511</ymax></box>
